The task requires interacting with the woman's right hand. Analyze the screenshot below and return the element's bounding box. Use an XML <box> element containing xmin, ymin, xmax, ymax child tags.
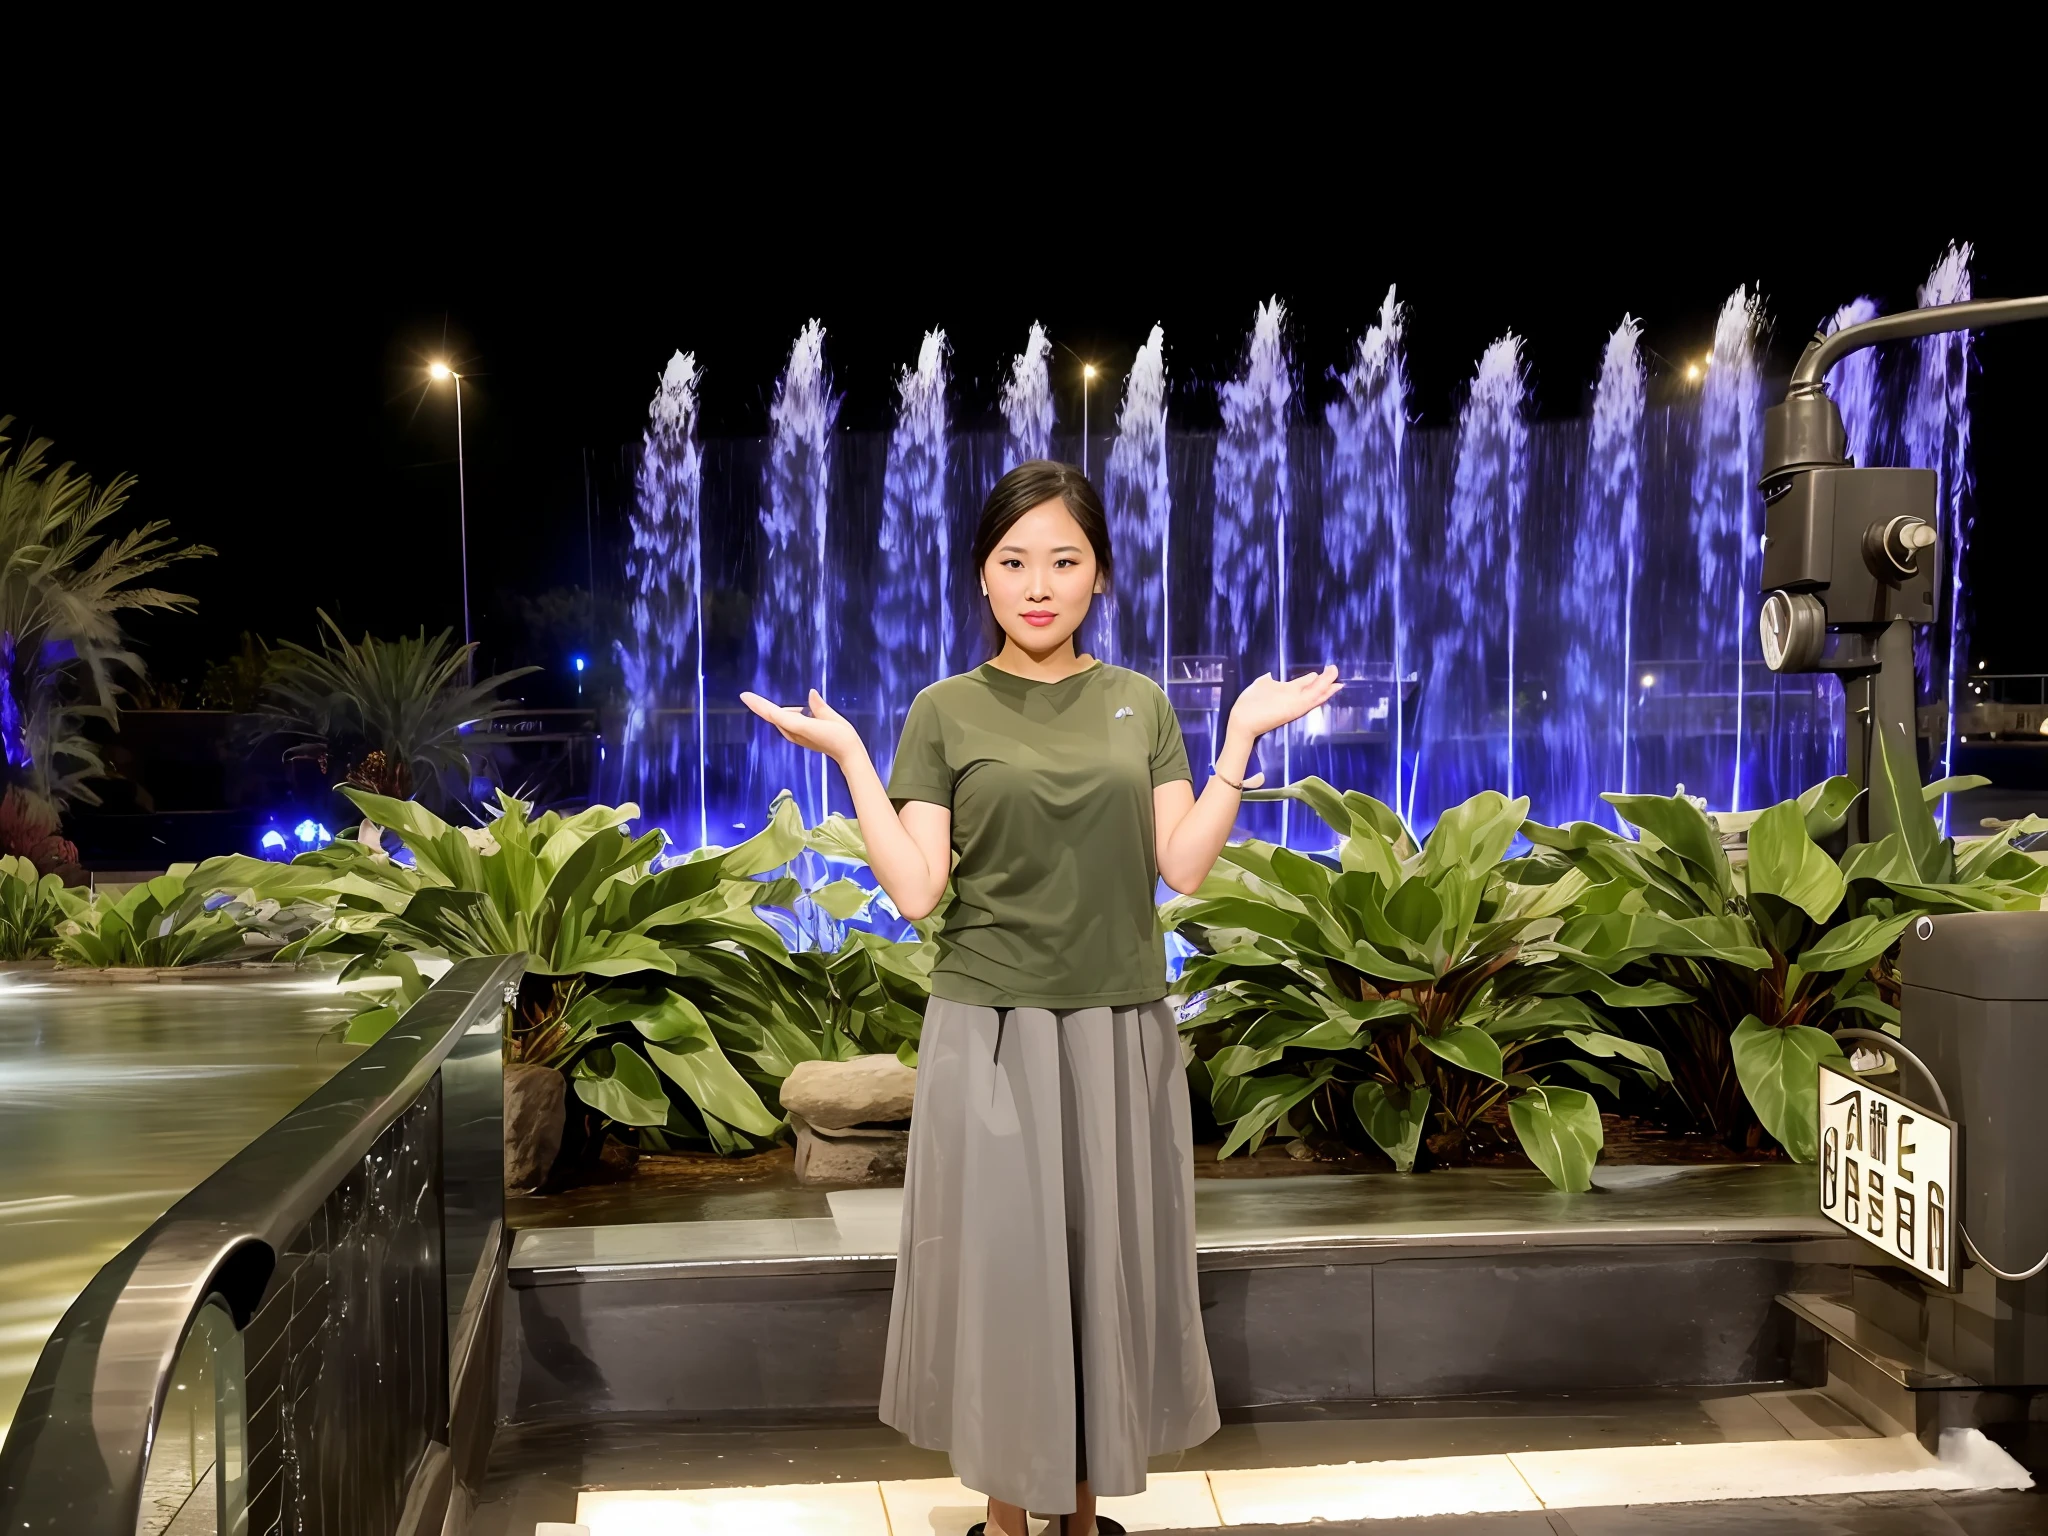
<box><xmin>739</xmin><ymin>689</ymin><xmax>866</xmax><ymax>764</ymax></box>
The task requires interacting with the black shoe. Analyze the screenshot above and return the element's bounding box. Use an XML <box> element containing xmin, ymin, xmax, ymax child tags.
<box><xmin>1059</xmin><ymin>1519</ymin><xmax>1126</xmax><ymax>1535</ymax></box>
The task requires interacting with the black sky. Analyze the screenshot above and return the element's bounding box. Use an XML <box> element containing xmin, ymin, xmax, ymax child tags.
<box><xmin>8</xmin><ymin>172</ymin><xmax>2043</xmax><ymax>699</ymax></box>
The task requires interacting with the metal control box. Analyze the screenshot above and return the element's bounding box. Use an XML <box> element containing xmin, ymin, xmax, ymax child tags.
<box><xmin>1899</xmin><ymin>910</ymin><xmax>2048</xmax><ymax>1385</ymax></box>
<box><xmin>1760</xmin><ymin>466</ymin><xmax>1937</xmax><ymax>625</ymax></box>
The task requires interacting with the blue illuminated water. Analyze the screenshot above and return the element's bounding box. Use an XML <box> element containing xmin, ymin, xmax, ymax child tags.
<box><xmin>1105</xmin><ymin>324</ymin><xmax>1171</xmax><ymax>682</ymax></box>
<box><xmin>874</xmin><ymin>331</ymin><xmax>952</xmax><ymax>773</ymax></box>
<box><xmin>1547</xmin><ymin>318</ymin><xmax>1644</xmax><ymax>829</ymax></box>
<box><xmin>754</xmin><ymin>321</ymin><xmax>840</xmax><ymax>826</ymax></box>
<box><xmin>610</xmin><ymin>255</ymin><xmax>1975</xmax><ymax>849</ymax></box>
<box><xmin>1688</xmin><ymin>289</ymin><xmax>1764</xmax><ymax>811</ymax></box>
<box><xmin>1211</xmin><ymin>299</ymin><xmax>1294</xmax><ymax>825</ymax></box>
<box><xmin>1905</xmin><ymin>244</ymin><xmax>1974</xmax><ymax>827</ymax></box>
<box><xmin>1001</xmin><ymin>322</ymin><xmax>1054</xmax><ymax>468</ymax></box>
<box><xmin>1320</xmin><ymin>287</ymin><xmax>1411</xmax><ymax>815</ymax></box>
<box><xmin>616</xmin><ymin>351</ymin><xmax>704</xmax><ymax>842</ymax></box>
<box><xmin>1826</xmin><ymin>297</ymin><xmax>1883</xmax><ymax>466</ymax></box>
<box><xmin>1421</xmin><ymin>334</ymin><xmax>1526</xmax><ymax>813</ymax></box>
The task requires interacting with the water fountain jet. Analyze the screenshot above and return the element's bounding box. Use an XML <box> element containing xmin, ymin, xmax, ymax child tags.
<box><xmin>618</xmin><ymin>350</ymin><xmax>704</xmax><ymax>842</ymax></box>
<box><xmin>1106</xmin><ymin>325</ymin><xmax>1170</xmax><ymax>681</ymax></box>
<box><xmin>755</xmin><ymin>321</ymin><xmax>841</xmax><ymax>825</ymax></box>
<box><xmin>875</xmin><ymin>330</ymin><xmax>952</xmax><ymax>771</ymax></box>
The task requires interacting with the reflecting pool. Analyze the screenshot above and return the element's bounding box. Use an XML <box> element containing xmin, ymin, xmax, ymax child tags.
<box><xmin>0</xmin><ymin>975</ymin><xmax>363</xmax><ymax>1449</ymax></box>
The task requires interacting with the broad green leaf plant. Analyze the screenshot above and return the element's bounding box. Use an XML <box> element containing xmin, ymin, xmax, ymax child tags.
<box><xmin>52</xmin><ymin>859</ymin><xmax>328</xmax><ymax>969</ymax></box>
<box><xmin>1165</xmin><ymin>778</ymin><xmax>1668</xmax><ymax>1192</ymax></box>
<box><xmin>1520</xmin><ymin>726</ymin><xmax>2046</xmax><ymax>1161</ymax></box>
<box><xmin>0</xmin><ymin>855</ymin><xmax>70</xmax><ymax>960</ymax></box>
<box><xmin>285</xmin><ymin>786</ymin><xmax>807</xmax><ymax>1148</ymax></box>
<box><xmin>287</xmin><ymin>788</ymin><xmax>933</xmax><ymax>1155</ymax></box>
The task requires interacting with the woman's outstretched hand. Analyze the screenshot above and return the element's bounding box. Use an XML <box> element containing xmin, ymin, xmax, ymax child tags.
<box><xmin>1226</xmin><ymin>664</ymin><xmax>1343</xmax><ymax>743</ymax></box>
<box><xmin>739</xmin><ymin>688</ymin><xmax>866</xmax><ymax>763</ymax></box>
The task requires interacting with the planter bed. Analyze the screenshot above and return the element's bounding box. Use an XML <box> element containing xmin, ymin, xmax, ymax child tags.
<box><xmin>0</xmin><ymin>960</ymin><xmax>306</xmax><ymax>984</ymax></box>
<box><xmin>506</xmin><ymin>1110</ymin><xmax>1789</xmax><ymax>1231</ymax></box>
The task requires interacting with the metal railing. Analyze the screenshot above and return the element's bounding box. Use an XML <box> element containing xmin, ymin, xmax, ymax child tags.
<box><xmin>1920</xmin><ymin>673</ymin><xmax>2048</xmax><ymax>741</ymax></box>
<box><xmin>0</xmin><ymin>954</ymin><xmax>524</xmax><ymax>1536</ymax></box>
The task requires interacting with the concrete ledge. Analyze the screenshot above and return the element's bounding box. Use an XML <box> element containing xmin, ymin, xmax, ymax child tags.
<box><xmin>509</xmin><ymin>1165</ymin><xmax>1863</xmax><ymax>1286</ymax></box>
<box><xmin>496</xmin><ymin>1166</ymin><xmax>1859</xmax><ymax>1421</ymax></box>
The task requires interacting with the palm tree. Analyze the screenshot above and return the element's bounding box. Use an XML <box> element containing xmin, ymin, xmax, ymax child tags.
<box><xmin>257</xmin><ymin>611</ymin><xmax>535</xmax><ymax>806</ymax></box>
<box><xmin>0</xmin><ymin>418</ymin><xmax>212</xmax><ymax>818</ymax></box>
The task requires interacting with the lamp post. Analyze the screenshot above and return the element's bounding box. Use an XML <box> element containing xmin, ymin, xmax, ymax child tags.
<box><xmin>428</xmin><ymin>361</ymin><xmax>473</xmax><ymax>678</ymax></box>
<box><xmin>1082</xmin><ymin>363</ymin><xmax>1096</xmax><ymax>478</ymax></box>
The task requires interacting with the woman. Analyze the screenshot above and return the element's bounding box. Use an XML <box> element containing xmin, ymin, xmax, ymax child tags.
<box><xmin>742</xmin><ymin>460</ymin><xmax>1338</xmax><ymax>1536</ymax></box>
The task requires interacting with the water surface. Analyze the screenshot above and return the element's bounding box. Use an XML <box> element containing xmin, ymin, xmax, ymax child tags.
<box><xmin>0</xmin><ymin>975</ymin><xmax>362</xmax><ymax>1448</ymax></box>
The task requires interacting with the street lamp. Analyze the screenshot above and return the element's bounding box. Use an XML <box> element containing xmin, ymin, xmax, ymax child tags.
<box><xmin>1082</xmin><ymin>364</ymin><xmax>1097</xmax><ymax>478</ymax></box>
<box><xmin>427</xmin><ymin>361</ymin><xmax>473</xmax><ymax>678</ymax></box>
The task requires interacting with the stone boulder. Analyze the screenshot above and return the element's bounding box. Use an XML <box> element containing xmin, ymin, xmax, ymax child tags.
<box><xmin>781</xmin><ymin>1054</ymin><xmax>916</xmax><ymax>1131</ymax></box>
<box><xmin>790</xmin><ymin>1115</ymin><xmax>909</xmax><ymax>1186</ymax></box>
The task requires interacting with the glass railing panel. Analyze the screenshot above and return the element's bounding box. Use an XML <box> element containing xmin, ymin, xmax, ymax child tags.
<box><xmin>439</xmin><ymin>994</ymin><xmax>506</xmax><ymax>1367</ymax></box>
<box><xmin>241</xmin><ymin>1084</ymin><xmax>446</xmax><ymax>1536</ymax></box>
<box><xmin>140</xmin><ymin>1298</ymin><xmax>244</xmax><ymax>1536</ymax></box>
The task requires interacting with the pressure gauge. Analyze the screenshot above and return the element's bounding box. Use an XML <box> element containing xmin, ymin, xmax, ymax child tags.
<box><xmin>1760</xmin><ymin>589</ymin><xmax>1827</xmax><ymax>673</ymax></box>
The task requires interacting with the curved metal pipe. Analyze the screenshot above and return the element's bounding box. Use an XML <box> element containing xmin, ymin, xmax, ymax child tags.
<box><xmin>1790</xmin><ymin>296</ymin><xmax>2048</xmax><ymax>396</ymax></box>
<box><xmin>1830</xmin><ymin>1027</ymin><xmax>1950</xmax><ymax>1115</ymax></box>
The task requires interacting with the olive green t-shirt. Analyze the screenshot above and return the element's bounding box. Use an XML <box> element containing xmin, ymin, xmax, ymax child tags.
<box><xmin>887</xmin><ymin>660</ymin><xmax>1192</xmax><ymax>1009</ymax></box>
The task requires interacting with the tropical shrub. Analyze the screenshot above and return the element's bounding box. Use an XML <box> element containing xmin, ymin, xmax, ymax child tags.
<box><xmin>1519</xmin><ymin>724</ymin><xmax>2048</xmax><ymax>1162</ymax></box>
<box><xmin>1165</xmin><ymin>779</ymin><xmax>1670</xmax><ymax>1192</ymax></box>
<box><xmin>682</xmin><ymin>812</ymin><xmax>936</xmax><ymax>1096</ymax></box>
<box><xmin>0</xmin><ymin>854</ymin><xmax>69</xmax><ymax>959</ymax></box>
<box><xmin>52</xmin><ymin>860</ymin><xmax>327</xmax><ymax>968</ymax></box>
<box><xmin>288</xmin><ymin>788</ymin><xmax>931</xmax><ymax>1155</ymax></box>
<box><xmin>255</xmin><ymin>611</ymin><xmax>534</xmax><ymax>806</ymax></box>
<box><xmin>0</xmin><ymin>417</ymin><xmax>211</xmax><ymax>819</ymax></box>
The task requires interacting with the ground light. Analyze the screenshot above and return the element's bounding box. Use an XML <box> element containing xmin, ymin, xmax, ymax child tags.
<box><xmin>259</xmin><ymin>820</ymin><xmax>332</xmax><ymax>858</ymax></box>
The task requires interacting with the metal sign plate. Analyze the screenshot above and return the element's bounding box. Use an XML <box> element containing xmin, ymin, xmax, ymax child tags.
<box><xmin>1818</xmin><ymin>1059</ymin><xmax>1959</xmax><ymax>1289</ymax></box>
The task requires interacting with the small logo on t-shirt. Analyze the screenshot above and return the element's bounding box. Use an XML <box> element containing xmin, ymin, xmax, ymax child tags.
<box><xmin>1114</xmin><ymin>706</ymin><xmax>1135</xmax><ymax>718</ymax></box>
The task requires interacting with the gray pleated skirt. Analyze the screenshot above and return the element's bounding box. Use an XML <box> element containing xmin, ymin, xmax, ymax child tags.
<box><xmin>878</xmin><ymin>995</ymin><xmax>1219</xmax><ymax>1512</ymax></box>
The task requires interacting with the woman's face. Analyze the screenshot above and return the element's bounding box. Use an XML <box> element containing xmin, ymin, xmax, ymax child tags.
<box><xmin>982</xmin><ymin>498</ymin><xmax>1103</xmax><ymax>655</ymax></box>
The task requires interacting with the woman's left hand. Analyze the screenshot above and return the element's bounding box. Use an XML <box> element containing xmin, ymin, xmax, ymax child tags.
<box><xmin>1227</xmin><ymin>664</ymin><xmax>1343</xmax><ymax>742</ymax></box>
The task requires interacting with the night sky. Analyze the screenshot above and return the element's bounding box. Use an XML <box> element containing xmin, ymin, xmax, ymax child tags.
<box><xmin>9</xmin><ymin>186</ymin><xmax>2043</xmax><ymax>704</ymax></box>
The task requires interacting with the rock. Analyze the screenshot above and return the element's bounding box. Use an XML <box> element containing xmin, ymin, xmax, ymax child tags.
<box><xmin>781</xmin><ymin>1054</ymin><xmax>916</xmax><ymax>1131</ymax></box>
<box><xmin>790</xmin><ymin>1113</ymin><xmax>908</xmax><ymax>1187</ymax></box>
<box><xmin>504</xmin><ymin>1064</ymin><xmax>567</xmax><ymax>1190</ymax></box>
